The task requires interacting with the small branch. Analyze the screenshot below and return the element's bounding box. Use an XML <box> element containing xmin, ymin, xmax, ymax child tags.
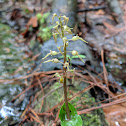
<box><xmin>78</xmin><ymin>5</ymin><xmax>106</xmax><ymax>12</ymax></box>
<box><xmin>105</xmin><ymin>0</ymin><xmax>124</xmax><ymax>23</ymax></box>
<box><xmin>78</xmin><ymin>96</ymin><xmax>126</xmax><ymax>115</ymax></box>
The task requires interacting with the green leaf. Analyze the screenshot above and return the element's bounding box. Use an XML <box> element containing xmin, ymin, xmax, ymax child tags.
<box><xmin>59</xmin><ymin>102</ymin><xmax>82</xmax><ymax>126</ymax></box>
<box><xmin>61</xmin><ymin>115</ymin><xmax>82</xmax><ymax>126</ymax></box>
<box><xmin>40</xmin><ymin>18</ymin><xmax>45</xmax><ymax>24</ymax></box>
<box><xmin>36</xmin><ymin>13</ymin><xmax>42</xmax><ymax>20</ymax></box>
<box><xmin>42</xmin><ymin>12</ymin><xmax>50</xmax><ymax>19</ymax></box>
<box><xmin>59</xmin><ymin>55</ymin><xmax>71</xmax><ymax>61</ymax></box>
<box><xmin>59</xmin><ymin>55</ymin><xmax>64</xmax><ymax>59</ymax></box>
<box><xmin>71</xmin><ymin>54</ymin><xmax>86</xmax><ymax>59</ymax></box>
<box><xmin>59</xmin><ymin>55</ymin><xmax>86</xmax><ymax>61</ymax></box>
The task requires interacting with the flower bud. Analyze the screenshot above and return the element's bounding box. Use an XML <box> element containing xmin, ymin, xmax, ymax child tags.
<box><xmin>67</xmin><ymin>29</ymin><xmax>72</xmax><ymax>34</ymax></box>
<box><xmin>72</xmin><ymin>50</ymin><xmax>78</xmax><ymax>56</ymax></box>
<box><xmin>53</xmin><ymin>13</ymin><xmax>57</xmax><ymax>17</ymax></box>
<box><xmin>52</xmin><ymin>13</ymin><xmax>57</xmax><ymax>22</ymax></box>
<box><xmin>63</xmin><ymin>37</ymin><xmax>67</xmax><ymax>43</ymax></box>
<box><xmin>63</xmin><ymin>25</ymin><xmax>68</xmax><ymax>31</ymax></box>
<box><xmin>62</xmin><ymin>15</ymin><xmax>69</xmax><ymax>24</ymax></box>
<box><xmin>71</xmin><ymin>36</ymin><xmax>79</xmax><ymax>41</ymax></box>
<box><xmin>52</xmin><ymin>33</ymin><xmax>57</xmax><ymax>43</ymax></box>
<box><xmin>60</xmin><ymin>77</ymin><xmax>64</xmax><ymax>83</ymax></box>
<box><xmin>53</xmin><ymin>25</ymin><xmax>58</xmax><ymax>29</ymax></box>
<box><xmin>66</xmin><ymin>42</ymin><xmax>69</xmax><ymax>47</ymax></box>
<box><xmin>50</xmin><ymin>51</ymin><xmax>58</xmax><ymax>56</ymax></box>
<box><xmin>53</xmin><ymin>73</ymin><xmax>60</xmax><ymax>78</ymax></box>
<box><xmin>71</xmin><ymin>35</ymin><xmax>88</xmax><ymax>43</ymax></box>
<box><xmin>52</xmin><ymin>58</ymin><xmax>59</xmax><ymax>63</ymax></box>
<box><xmin>56</xmin><ymin>21</ymin><xmax>59</xmax><ymax>25</ymax></box>
<box><xmin>63</xmin><ymin>25</ymin><xmax>72</xmax><ymax>34</ymax></box>
<box><xmin>64</xmin><ymin>62</ymin><xmax>69</xmax><ymax>70</ymax></box>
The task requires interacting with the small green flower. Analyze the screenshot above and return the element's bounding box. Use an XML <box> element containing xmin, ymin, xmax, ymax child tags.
<box><xmin>52</xmin><ymin>58</ymin><xmax>60</xmax><ymax>63</ymax></box>
<box><xmin>36</xmin><ymin>13</ymin><xmax>42</xmax><ymax>20</ymax></box>
<box><xmin>52</xmin><ymin>13</ymin><xmax>57</xmax><ymax>22</ymax></box>
<box><xmin>63</xmin><ymin>37</ymin><xmax>67</xmax><ymax>43</ymax></box>
<box><xmin>71</xmin><ymin>35</ymin><xmax>88</xmax><ymax>43</ymax></box>
<box><xmin>50</xmin><ymin>51</ymin><xmax>58</xmax><ymax>56</ymax></box>
<box><xmin>72</xmin><ymin>50</ymin><xmax>78</xmax><ymax>56</ymax></box>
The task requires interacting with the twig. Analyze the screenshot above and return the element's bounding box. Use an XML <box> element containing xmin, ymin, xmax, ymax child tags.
<box><xmin>101</xmin><ymin>49</ymin><xmax>113</xmax><ymax>97</ymax></box>
<box><xmin>78</xmin><ymin>5</ymin><xmax>106</xmax><ymax>12</ymax></box>
<box><xmin>20</xmin><ymin>96</ymin><xmax>32</xmax><ymax>125</ymax></box>
<box><xmin>29</xmin><ymin>113</ymin><xmax>43</xmax><ymax>125</ymax></box>
<box><xmin>45</xmin><ymin>85</ymin><xmax>93</xmax><ymax>113</ymax></box>
<box><xmin>11</xmin><ymin>83</ymin><xmax>38</xmax><ymax>102</ymax></box>
<box><xmin>101</xmin><ymin>50</ymin><xmax>109</xmax><ymax>91</ymax></box>
<box><xmin>37</xmin><ymin>112</ymin><xmax>53</xmax><ymax>117</ymax></box>
<box><xmin>36</xmin><ymin>76</ymin><xmax>44</xmax><ymax>112</ymax></box>
<box><xmin>33</xmin><ymin>90</ymin><xmax>41</xmax><ymax>103</ymax></box>
<box><xmin>78</xmin><ymin>96</ymin><xmax>126</xmax><ymax>115</ymax></box>
<box><xmin>0</xmin><ymin>70</ymin><xmax>81</xmax><ymax>83</ymax></box>
<box><xmin>87</xmin><ymin>92</ymin><xmax>126</xmax><ymax>107</ymax></box>
<box><xmin>32</xmin><ymin>84</ymin><xmax>72</xmax><ymax>108</ymax></box>
<box><xmin>53</xmin><ymin>108</ymin><xmax>60</xmax><ymax>126</ymax></box>
<box><xmin>30</xmin><ymin>107</ymin><xmax>40</xmax><ymax>120</ymax></box>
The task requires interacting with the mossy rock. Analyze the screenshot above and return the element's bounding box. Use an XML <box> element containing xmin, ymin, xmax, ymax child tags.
<box><xmin>81</xmin><ymin>109</ymin><xmax>109</xmax><ymax>126</ymax></box>
<box><xmin>35</xmin><ymin>80</ymin><xmax>108</xmax><ymax>126</ymax></box>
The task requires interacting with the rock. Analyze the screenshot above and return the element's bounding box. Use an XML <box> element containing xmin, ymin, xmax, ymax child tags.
<box><xmin>35</xmin><ymin>35</ymin><xmax>93</xmax><ymax>71</ymax></box>
<box><xmin>106</xmin><ymin>0</ymin><xmax>124</xmax><ymax>23</ymax></box>
<box><xmin>85</xmin><ymin>21</ymin><xmax>126</xmax><ymax>83</ymax></box>
<box><xmin>48</xmin><ymin>0</ymin><xmax>77</xmax><ymax>28</ymax></box>
<box><xmin>36</xmin><ymin>34</ymin><xmax>94</xmax><ymax>71</ymax></box>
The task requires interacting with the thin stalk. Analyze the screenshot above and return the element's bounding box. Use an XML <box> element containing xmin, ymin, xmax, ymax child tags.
<box><xmin>59</xmin><ymin>16</ymin><xmax>70</xmax><ymax>120</ymax></box>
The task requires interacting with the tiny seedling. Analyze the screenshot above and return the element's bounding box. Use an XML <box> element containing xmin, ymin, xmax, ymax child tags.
<box><xmin>36</xmin><ymin>12</ymin><xmax>52</xmax><ymax>41</ymax></box>
<box><xmin>42</xmin><ymin>13</ymin><xmax>88</xmax><ymax>126</ymax></box>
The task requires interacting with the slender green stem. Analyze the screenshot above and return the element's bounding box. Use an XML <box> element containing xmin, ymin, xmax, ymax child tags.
<box><xmin>59</xmin><ymin>16</ymin><xmax>70</xmax><ymax>120</ymax></box>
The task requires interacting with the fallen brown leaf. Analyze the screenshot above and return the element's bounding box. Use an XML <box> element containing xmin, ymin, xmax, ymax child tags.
<box><xmin>103</xmin><ymin>102</ymin><xmax>126</xmax><ymax>126</ymax></box>
<box><xmin>27</xmin><ymin>16</ymin><xmax>38</xmax><ymax>28</ymax></box>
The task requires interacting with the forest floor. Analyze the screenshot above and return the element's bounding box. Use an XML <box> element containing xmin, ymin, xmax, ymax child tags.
<box><xmin>0</xmin><ymin>0</ymin><xmax>126</xmax><ymax>126</ymax></box>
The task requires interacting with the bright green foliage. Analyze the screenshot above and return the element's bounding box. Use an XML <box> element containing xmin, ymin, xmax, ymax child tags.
<box><xmin>0</xmin><ymin>23</ymin><xmax>31</xmax><ymax>77</ymax></box>
<box><xmin>81</xmin><ymin>113</ymin><xmax>101</xmax><ymax>126</ymax></box>
<box><xmin>79</xmin><ymin>93</ymin><xmax>108</xmax><ymax>126</ymax></box>
<box><xmin>59</xmin><ymin>103</ymin><xmax>82</xmax><ymax>126</ymax></box>
<box><xmin>72</xmin><ymin>54</ymin><xmax>86</xmax><ymax>59</ymax></box>
<box><xmin>36</xmin><ymin>12</ymin><xmax>52</xmax><ymax>41</ymax></box>
<box><xmin>36</xmin><ymin>13</ymin><xmax>43</xmax><ymax>20</ymax></box>
<box><xmin>59</xmin><ymin>54</ymin><xmax>86</xmax><ymax>61</ymax></box>
<box><xmin>42</xmin><ymin>12</ymin><xmax>50</xmax><ymax>19</ymax></box>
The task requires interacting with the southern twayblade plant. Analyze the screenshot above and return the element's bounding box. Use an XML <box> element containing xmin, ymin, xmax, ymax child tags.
<box><xmin>59</xmin><ymin>103</ymin><xmax>83</xmax><ymax>126</ymax></box>
<box><xmin>42</xmin><ymin>13</ymin><xmax>88</xmax><ymax>126</ymax></box>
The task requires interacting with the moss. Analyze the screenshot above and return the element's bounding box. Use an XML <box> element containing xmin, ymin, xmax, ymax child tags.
<box><xmin>36</xmin><ymin>82</ymin><xmax>64</xmax><ymax>112</ymax></box>
<box><xmin>0</xmin><ymin>23</ymin><xmax>32</xmax><ymax>77</ymax></box>
<box><xmin>36</xmin><ymin>80</ymin><xmax>108</xmax><ymax>126</ymax></box>
<box><xmin>68</xmin><ymin>84</ymin><xmax>109</xmax><ymax>126</ymax></box>
<box><xmin>80</xmin><ymin>95</ymin><xmax>109</xmax><ymax>126</ymax></box>
<box><xmin>36</xmin><ymin>12</ymin><xmax>52</xmax><ymax>41</ymax></box>
<box><xmin>81</xmin><ymin>113</ymin><xmax>101</xmax><ymax>126</ymax></box>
